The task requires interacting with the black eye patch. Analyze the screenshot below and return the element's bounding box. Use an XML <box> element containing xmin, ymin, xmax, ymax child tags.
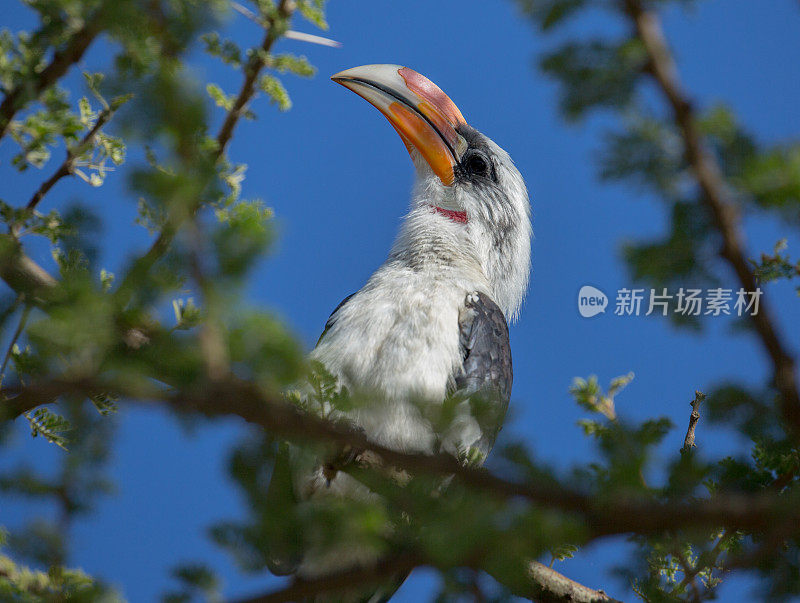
<box><xmin>455</xmin><ymin>125</ymin><xmax>498</xmax><ymax>183</ymax></box>
<box><xmin>465</xmin><ymin>153</ymin><xmax>489</xmax><ymax>176</ymax></box>
<box><xmin>460</xmin><ymin>150</ymin><xmax>496</xmax><ymax>183</ymax></box>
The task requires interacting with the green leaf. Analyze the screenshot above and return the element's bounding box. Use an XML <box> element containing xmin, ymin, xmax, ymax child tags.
<box><xmin>258</xmin><ymin>74</ymin><xmax>291</xmax><ymax>111</ymax></box>
<box><xmin>569</xmin><ymin>373</ymin><xmax>633</xmax><ymax>421</ymax></box>
<box><xmin>268</xmin><ymin>53</ymin><xmax>316</xmax><ymax>78</ymax></box>
<box><xmin>172</xmin><ymin>298</ymin><xmax>201</xmax><ymax>330</ymax></box>
<box><xmin>206</xmin><ymin>83</ymin><xmax>235</xmax><ymax>111</ymax></box>
<box><xmin>25</xmin><ymin>408</ymin><xmax>71</xmax><ymax>450</ymax></box>
<box><xmin>540</xmin><ymin>38</ymin><xmax>647</xmax><ymax>121</ymax></box>
<box><xmin>201</xmin><ymin>32</ymin><xmax>242</xmax><ymax>68</ymax></box>
<box><xmin>296</xmin><ymin>0</ymin><xmax>329</xmax><ymax>30</ymax></box>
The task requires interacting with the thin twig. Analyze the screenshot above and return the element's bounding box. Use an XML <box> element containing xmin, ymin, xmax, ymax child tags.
<box><xmin>216</xmin><ymin>0</ymin><xmax>293</xmax><ymax>157</ymax></box>
<box><xmin>622</xmin><ymin>0</ymin><xmax>800</xmax><ymax>443</ymax></box>
<box><xmin>0</xmin><ymin>15</ymin><xmax>102</xmax><ymax>140</ymax></box>
<box><xmin>681</xmin><ymin>390</ymin><xmax>705</xmax><ymax>454</ymax></box>
<box><xmin>0</xmin><ymin>303</ymin><xmax>30</xmax><ymax>380</ymax></box>
<box><xmin>24</xmin><ymin>106</ymin><xmax>115</xmax><ymax>214</ymax></box>
<box><xmin>231</xmin><ymin>1</ymin><xmax>341</xmax><ymax>47</ymax></box>
<box><xmin>673</xmin><ymin>547</ymin><xmax>702</xmax><ymax>603</ymax></box>
<box><xmin>283</xmin><ymin>30</ymin><xmax>342</xmax><ymax>48</ymax></box>
<box><xmin>230</xmin><ymin>0</ymin><xmax>261</xmax><ymax>24</ymax></box>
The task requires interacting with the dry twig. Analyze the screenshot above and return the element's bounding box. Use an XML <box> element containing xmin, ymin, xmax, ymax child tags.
<box><xmin>681</xmin><ymin>390</ymin><xmax>705</xmax><ymax>454</ymax></box>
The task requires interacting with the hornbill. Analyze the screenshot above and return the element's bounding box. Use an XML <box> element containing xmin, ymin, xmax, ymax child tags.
<box><xmin>265</xmin><ymin>64</ymin><xmax>532</xmax><ymax>599</ymax></box>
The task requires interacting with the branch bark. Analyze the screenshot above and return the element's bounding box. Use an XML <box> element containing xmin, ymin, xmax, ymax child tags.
<box><xmin>622</xmin><ymin>0</ymin><xmax>800</xmax><ymax>443</ymax></box>
<box><xmin>522</xmin><ymin>561</ymin><xmax>622</xmax><ymax>602</ymax></box>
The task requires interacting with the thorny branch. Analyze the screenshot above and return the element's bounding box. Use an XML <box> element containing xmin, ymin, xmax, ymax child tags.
<box><xmin>7</xmin><ymin>373</ymin><xmax>800</xmax><ymax>600</ymax></box>
<box><xmin>230</xmin><ymin>1</ymin><xmax>341</xmax><ymax>47</ymax></box>
<box><xmin>622</xmin><ymin>0</ymin><xmax>800</xmax><ymax>444</ymax></box>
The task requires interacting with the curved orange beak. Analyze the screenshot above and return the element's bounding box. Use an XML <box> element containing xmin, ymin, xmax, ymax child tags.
<box><xmin>331</xmin><ymin>64</ymin><xmax>468</xmax><ymax>186</ymax></box>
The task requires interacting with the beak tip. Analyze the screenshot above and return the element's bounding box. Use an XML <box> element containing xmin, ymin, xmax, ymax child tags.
<box><xmin>330</xmin><ymin>74</ymin><xmax>349</xmax><ymax>87</ymax></box>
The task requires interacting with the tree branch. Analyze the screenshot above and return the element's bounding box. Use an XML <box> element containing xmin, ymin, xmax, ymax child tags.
<box><xmin>216</xmin><ymin>0</ymin><xmax>293</xmax><ymax>157</ymax></box>
<box><xmin>233</xmin><ymin>554</ymin><xmax>622</xmax><ymax>603</ymax></box>
<box><xmin>4</xmin><ymin>376</ymin><xmax>800</xmax><ymax>542</ymax></box>
<box><xmin>0</xmin><ymin>1</ymin><xmax>298</xmax><ymax>368</ymax></box>
<box><xmin>0</xmin><ymin>235</ymin><xmax>58</xmax><ymax>304</ymax></box>
<box><xmin>0</xmin><ymin>16</ymin><xmax>102</xmax><ymax>140</ymax></box>
<box><xmin>25</xmin><ymin>104</ymin><xmax>116</xmax><ymax>213</ymax></box>
<box><xmin>673</xmin><ymin>547</ymin><xmax>702</xmax><ymax>603</ymax></box>
<box><xmin>232</xmin><ymin>551</ymin><xmax>419</xmax><ymax>603</ymax></box>
<box><xmin>113</xmin><ymin>0</ymin><xmax>295</xmax><ymax>302</ymax></box>
<box><xmin>0</xmin><ymin>235</ymin><xmax>152</xmax><ymax>349</ymax></box>
<box><xmin>622</xmin><ymin>0</ymin><xmax>800</xmax><ymax>443</ymax></box>
<box><xmin>522</xmin><ymin>561</ymin><xmax>622</xmax><ymax>602</ymax></box>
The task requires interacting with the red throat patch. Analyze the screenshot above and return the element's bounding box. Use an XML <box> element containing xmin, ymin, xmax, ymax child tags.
<box><xmin>433</xmin><ymin>206</ymin><xmax>468</xmax><ymax>224</ymax></box>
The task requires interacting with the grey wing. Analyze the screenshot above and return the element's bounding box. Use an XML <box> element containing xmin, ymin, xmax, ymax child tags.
<box><xmin>452</xmin><ymin>291</ymin><xmax>513</xmax><ymax>458</ymax></box>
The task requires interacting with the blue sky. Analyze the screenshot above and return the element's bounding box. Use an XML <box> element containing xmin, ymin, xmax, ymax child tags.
<box><xmin>2</xmin><ymin>0</ymin><xmax>800</xmax><ymax>600</ymax></box>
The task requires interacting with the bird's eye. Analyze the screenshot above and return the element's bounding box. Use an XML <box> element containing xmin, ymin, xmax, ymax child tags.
<box><xmin>464</xmin><ymin>153</ymin><xmax>490</xmax><ymax>177</ymax></box>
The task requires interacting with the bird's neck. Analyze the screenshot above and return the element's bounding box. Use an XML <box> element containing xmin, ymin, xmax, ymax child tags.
<box><xmin>388</xmin><ymin>206</ymin><xmax>483</xmax><ymax>279</ymax></box>
<box><xmin>472</xmin><ymin>217</ymin><xmax>531</xmax><ymax>322</ymax></box>
<box><xmin>387</xmin><ymin>206</ymin><xmax>529</xmax><ymax>321</ymax></box>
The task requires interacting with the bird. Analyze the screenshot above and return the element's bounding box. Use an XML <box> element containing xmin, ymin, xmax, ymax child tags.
<box><xmin>264</xmin><ymin>64</ymin><xmax>532</xmax><ymax>600</ymax></box>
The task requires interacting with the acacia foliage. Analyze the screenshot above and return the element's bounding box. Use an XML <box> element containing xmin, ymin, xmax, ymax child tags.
<box><xmin>0</xmin><ymin>1</ymin><xmax>798</xmax><ymax>602</ymax></box>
